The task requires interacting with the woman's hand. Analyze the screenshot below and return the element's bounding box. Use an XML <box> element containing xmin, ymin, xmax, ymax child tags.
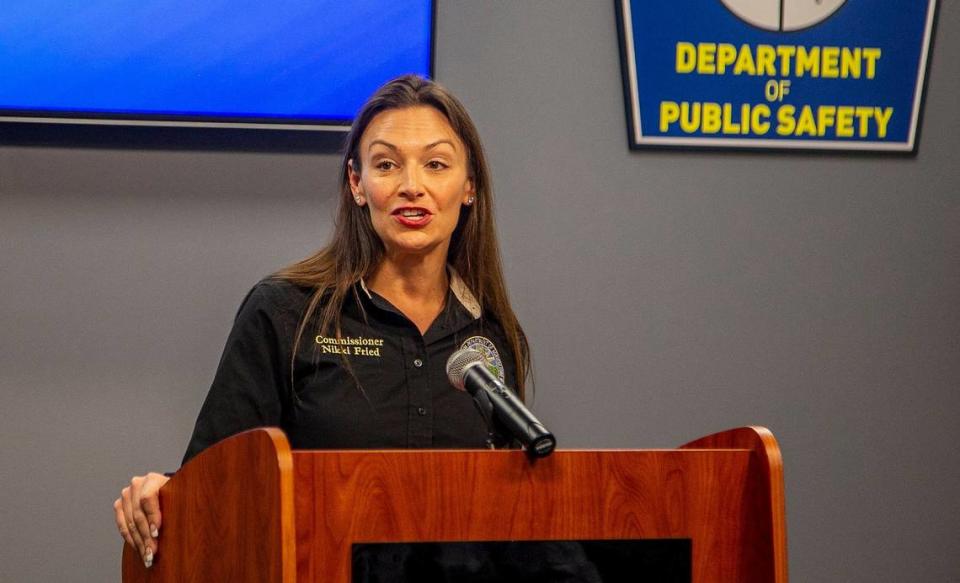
<box><xmin>113</xmin><ymin>472</ymin><xmax>170</xmax><ymax>568</ymax></box>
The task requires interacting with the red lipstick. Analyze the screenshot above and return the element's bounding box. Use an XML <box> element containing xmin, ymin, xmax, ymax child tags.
<box><xmin>392</xmin><ymin>206</ymin><xmax>433</xmax><ymax>228</ymax></box>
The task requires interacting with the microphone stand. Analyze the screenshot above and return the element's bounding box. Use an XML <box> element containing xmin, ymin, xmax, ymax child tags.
<box><xmin>471</xmin><ymin>389</ymin><xmax>499</xmax><ymax>449</ymax></box>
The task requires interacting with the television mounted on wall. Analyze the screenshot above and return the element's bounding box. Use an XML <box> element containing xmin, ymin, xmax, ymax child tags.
<box><xmin>0</xmin><ymin>0</ymin><xmax>434</xmax><ymax>131</ymax></box>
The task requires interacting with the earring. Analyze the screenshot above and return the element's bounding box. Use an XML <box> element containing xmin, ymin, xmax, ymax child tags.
<box><xmin>354</xmin><ymin>195</ymin><xmax>362</xmax><ymax>204</ymax></box>
<box><xmin>466</xmin><ymin>196</ymin><xmax>475</xmax><ymax>206</ymax></box>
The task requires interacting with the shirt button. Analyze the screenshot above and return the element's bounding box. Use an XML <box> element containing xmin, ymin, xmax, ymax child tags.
<box><xmin>417</xmin><ymin>407</ymin><xmax>427</xmax><ymax>416</ymax></box>
<box><xmin>413</xmin><ymin>358</ymin><xmax>423</xmax><ymax>368</ymax></box>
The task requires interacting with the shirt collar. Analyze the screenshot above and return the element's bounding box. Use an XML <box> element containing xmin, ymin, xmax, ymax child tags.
<box><xmin>358</xmin><ymin>266</ymin><xmax>481</xmax><ymax>320</ymax></box>
<box><xmin>448</xmin><ymin>269</ymin><xmax>482</xmax><ymax>320</ymax></box>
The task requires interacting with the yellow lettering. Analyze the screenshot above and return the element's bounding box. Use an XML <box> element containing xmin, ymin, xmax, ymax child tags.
<box><xmin>721</xmin><ymin>103</ymin><xmax>740</xmax><ymax>135</ymax></box>
<box><xmin>679</xmin><ymin>102</ymin><xmax>701</xmax><ymax>133</ymax></box>
<box><xmin>796</xmin><ymin>46</ymin><xmax>820</xmax><ymax>77</ymax></box>
<box><xmin>752</xmin><ymin>104</ymin><xmax>771</xmax><ymax>134</ymax></box>
<box><xmin>855</xmin><ymin>106</ymin><xmax>874</xmax><ymax>137</ymax></box>
<box><xmin>841</xmin><ymin>48</ymin><xmax>860</xmax><ymax>78</ymax></box>
<box><xmin>776</xmin><ymin>45</ymin><xmax>796</xmax><ymax>76</ymax></box>
<box><xmin>862</xmin><ymin>48</ymin><xmax>882</xmax><ymax>79</ymax></box>
<box><xmin>697</xmin><ymin>43</ymin><xmax>717</xmax><ymax>74</ymax></box>
<box><xmin>733</xmin><ymin>43</ymin><xmax>756</xmax><ymax>75</ymax></box>
<box><xmin>716</xmin><ymin>43</ymin><xmax>737</xmax><ymax>74</ymax></box>
<box><xmin>836</xmin><ymin>106</ymin><xmax>855</xmax><ymax>137</ymax></box>
<box><xmin>655</xmin><ymin>102</ymin><xmax>883</xmax><ymax>139</ymax></box>
<box><xmin>756</xmin><ymin>44</ymin><xmax>777</xmax><ymax>76</ymax></box>
<box><xmin>795</xmin><ymin>106</ymin><xmax>818</xmax><ymax>137</ymax></box>
<box><xmin>874</xmin><ymin>107</ymin><xmax>893</xmax><ymax>138</ymax></box>
<box><xmin>672</xmin><ymin>43</ymin><xmax>881</xmax><ymax>79</ymax></box>
<box><xmin>816</xmin><ymin>106</ymin><xmax>837</xmax><ymax>137</ymax></box>
<box><xmin>821</xmin><ymin>47</ymin><xmax>840</xmax><ymax>78</ymax></box>
<box><xmin>676</xmin><ymin>42</ymin><xmax>696</xmax><ymax>74</ymax></box>
<box><xmin>741</xmin><ymin>103</ymin><xmax>752</xmax><ymax>134</ymax></box>
<box><xmin>776</xmin><ymin>105</ymin><xmax>796</xmax><ymax>136</ymax></box>
<box><xmin>703</xmin><ymin>103</ymin><xmax>722</xmax><ymax>133</ymax></box>
<box><xmin>660</xmin><ymin>101</ymin><xmax>680</xmax><ymax>132</ymax></box>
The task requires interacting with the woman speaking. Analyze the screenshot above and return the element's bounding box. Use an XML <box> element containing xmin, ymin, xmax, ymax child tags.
<box><xmin>113</xmin><ymin>75</ymin><xmax>530</xmax><ymax>568</ymax></box>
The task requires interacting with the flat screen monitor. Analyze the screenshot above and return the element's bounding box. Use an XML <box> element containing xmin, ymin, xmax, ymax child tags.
<box><xmin>0</xmin><ymin>1</ymin><xmax>434</xmax><ymax>130</ymax></box>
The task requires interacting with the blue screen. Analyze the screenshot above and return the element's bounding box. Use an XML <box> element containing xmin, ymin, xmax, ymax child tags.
<box><xmin>0</xmin><ymin>0</ymin><xmax>433</xmax><ymax>126</ymax></box>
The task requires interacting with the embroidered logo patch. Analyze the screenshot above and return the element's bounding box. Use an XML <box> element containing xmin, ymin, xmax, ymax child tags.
<box><xmin>460</xmin><ymin>336</ymin><xmax>505</xmax><ymax>383</ymax></box>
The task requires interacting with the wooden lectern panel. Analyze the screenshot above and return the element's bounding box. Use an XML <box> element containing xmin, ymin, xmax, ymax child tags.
<box><xmin>121</xmin><ymin>427</ymin><xmax>295</xmax><ymax>583</ymax></box>
<box><xmin>294</xmin><ymin>428</ymin><xmax>785</xmax><ymax>582</ymax></box>
<box><xmin>683</xmin><ymin>426</ymin><xmax>788</xmax><ymax>583</ymax></box>
<box><xmin>121</xmin><ymin>426</ymin><xmax>786</xmax><ymax>583</ymax></box>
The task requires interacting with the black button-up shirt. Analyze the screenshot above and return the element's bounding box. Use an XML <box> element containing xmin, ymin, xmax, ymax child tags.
<box><xmin>182</xmin><ymin>274</ymin><xmax>516</xmax><ymax>464</ymax></box>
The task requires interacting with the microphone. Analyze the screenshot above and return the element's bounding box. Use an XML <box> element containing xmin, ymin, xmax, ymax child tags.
<box><xmin>446</xmin><ymin>348</ymin><xmax>556</xmax><ymax>458</ymax></box>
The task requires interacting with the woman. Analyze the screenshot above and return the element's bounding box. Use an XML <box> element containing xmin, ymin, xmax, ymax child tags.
<box><xmin>113</xmin><ymin>75</ymin><xmax>530</xmax><ymax>568</ymax></box>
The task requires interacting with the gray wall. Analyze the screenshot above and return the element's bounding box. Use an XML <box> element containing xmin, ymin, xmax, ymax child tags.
<box><xmin>2</xmin><ymin>2</ymin><xmax>958</xmax><ymax>581</ymax></box>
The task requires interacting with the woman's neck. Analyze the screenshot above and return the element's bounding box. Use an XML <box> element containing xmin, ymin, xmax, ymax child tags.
<box><xmin>367</xmin><ymin>252</ymin><xmax>449</xmax><ymax>335</ymax></box>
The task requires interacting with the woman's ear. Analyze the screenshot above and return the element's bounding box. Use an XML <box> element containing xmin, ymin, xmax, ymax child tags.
<box><xmin>347</xmin><ymin>159</ymin><xmax>366</xmax><ymax>206</ymax></box>
<box><xmin>463</xmin><ymin>178</ymin><xmax>476</xmax><ymax>206</ymax></box>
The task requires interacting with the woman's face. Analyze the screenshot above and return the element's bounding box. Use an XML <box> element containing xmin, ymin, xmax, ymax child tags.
<box><xmin>348</xmin><ymin>105</ymin><xmax>475</xmax><ymax>260</ymax></box>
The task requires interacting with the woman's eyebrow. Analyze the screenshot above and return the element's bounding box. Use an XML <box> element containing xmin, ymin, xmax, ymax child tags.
<box><xmin>367</xmin><ymin>139</ymin><xmax>458</xmax><ymax>153</ymax></box>
<box><xmin>368</xmin><ymin>139</ymin><xmax>398</xmax><ymax>152</ymax></box>
<box><xmin>425</xmin><ymin>139</ymin><xmax>457</xmax><ymax>151</ymax></box>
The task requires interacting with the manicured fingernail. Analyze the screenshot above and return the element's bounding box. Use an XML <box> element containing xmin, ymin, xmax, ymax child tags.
<box><xmin>144</xmin><ymin>549</ymin><xmax>153</xmax><ymax>568</ymax></box>
<box><xmin>150</xmin><ymin>524</ymin><xmax>159</xmax><ymax>538</ymax></box>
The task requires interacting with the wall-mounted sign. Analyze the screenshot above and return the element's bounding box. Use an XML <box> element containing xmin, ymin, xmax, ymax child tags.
<box><xmin>616</xmin><ymin>0</ymin><xmax>937</xmax><ymax>151</ymax></box>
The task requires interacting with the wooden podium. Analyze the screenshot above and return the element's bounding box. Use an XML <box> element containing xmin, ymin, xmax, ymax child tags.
<box><xmin>121</xmin><ymin>426</ymin><xmax>787</xmax><ymax>582</ymax></box>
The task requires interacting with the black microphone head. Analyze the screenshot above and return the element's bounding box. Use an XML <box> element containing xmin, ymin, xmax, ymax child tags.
<box><xmin>445</xmin><ymin>348</ymin><xmax>485</xmax><ymax>391</ymax></box>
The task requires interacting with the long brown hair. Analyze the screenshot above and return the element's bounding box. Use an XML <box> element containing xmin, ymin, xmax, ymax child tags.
<box><xmin>275</xmin><ymin>75</ymin><xmax>530</xmax><ymax>397</ymax></box>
